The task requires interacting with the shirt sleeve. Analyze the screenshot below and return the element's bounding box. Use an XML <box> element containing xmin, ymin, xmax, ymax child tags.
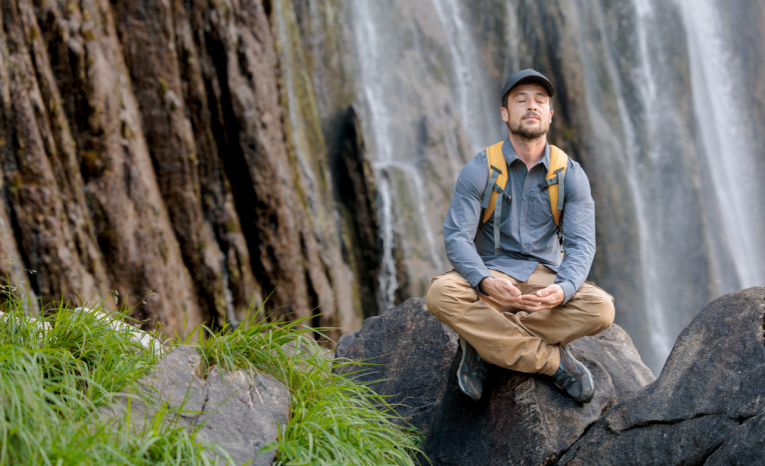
<box><xmin>553</xmin><ymin>160</ymin><xmax>596</xmax><ymax>304</ymax></box>
<box><xmin>444</xmin><ymin>152</ymin><xmax>494</xmax><ymax>289</ymax></box>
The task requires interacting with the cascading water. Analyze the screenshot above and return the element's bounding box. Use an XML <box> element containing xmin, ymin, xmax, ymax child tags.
<box><xmin>430</xmin><ymin>0</ymin><xmax>503</xmax><ymax>152</ymax></box>
<box><xmin>680</xmin><ymin>0</ymin><xmax>765</xmax><ymax>290</ymax></box>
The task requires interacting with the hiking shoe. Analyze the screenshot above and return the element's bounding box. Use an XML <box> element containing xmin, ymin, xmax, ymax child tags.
<box><xmin>457</xmin><ymin>335</ymin><xmax>487</xmax><ymax>401</ymax></box>
<box><xmin>552</xmin><ymin>344</ymin><xmax>595</xmax><ymax>404</ymax></box>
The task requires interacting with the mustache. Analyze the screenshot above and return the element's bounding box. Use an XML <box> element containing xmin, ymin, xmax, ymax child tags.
<box><xmin>521</xmin><ymin>112</ymin><xmax>542</xmax><ymax>120</ymax></box>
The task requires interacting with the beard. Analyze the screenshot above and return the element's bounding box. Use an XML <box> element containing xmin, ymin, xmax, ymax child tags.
<box><xmin>508</xmin><ymin>113</ymin><xmax>549</xmax><ymax>140</ymax></box>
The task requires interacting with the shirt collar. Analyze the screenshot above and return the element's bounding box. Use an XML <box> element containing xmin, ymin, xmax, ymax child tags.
<box><xmin>501</xmin><ymin>137</ymin><xmax>551</xmax><ymax>170</ymax></box>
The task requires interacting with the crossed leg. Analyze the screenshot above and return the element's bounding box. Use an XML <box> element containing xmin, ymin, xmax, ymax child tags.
<box><xmin>425</xmin><ymin>265</ymin><xmax>614</xmax><ymax>376</ymax></box>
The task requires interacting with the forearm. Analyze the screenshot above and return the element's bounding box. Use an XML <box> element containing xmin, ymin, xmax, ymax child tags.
<box><xmin>553</xmin><ymin>204</ymin><xmax>596</xmax><ymax>304</ymax></box>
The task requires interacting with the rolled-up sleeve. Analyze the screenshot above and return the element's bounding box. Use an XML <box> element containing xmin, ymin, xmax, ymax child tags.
<box><xmin>444</xmin><ymin>153</ymin><xmax>494</xmax><ymax>288</ymax></box>
<box><xmin>554</xmin><ymin>162</ymin><xmax>596</xmax><ymax>304</ymax></box>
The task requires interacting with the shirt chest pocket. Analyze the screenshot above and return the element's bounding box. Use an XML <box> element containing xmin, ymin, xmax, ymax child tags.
<box><xmin>525</xmin><ymin>187</ymin><xmax>555</xmax><ymax>231</ymax></box>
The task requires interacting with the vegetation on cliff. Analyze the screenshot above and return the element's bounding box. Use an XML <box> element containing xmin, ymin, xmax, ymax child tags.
<box><xmin>0</xmin><ymin>287</ymin><xmax>421</xmax><ymax>465</ymax></box>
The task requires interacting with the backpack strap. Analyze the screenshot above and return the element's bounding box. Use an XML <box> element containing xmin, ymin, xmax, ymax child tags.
<box><xmin>538</xmin><ymin>144</ymin><xmax>569</xmax><ymax>226</ymax></box>
<box><xmin>480</xmin><ymin>142</ymin><xmax>510</xmax><ymax>255</ymax></box>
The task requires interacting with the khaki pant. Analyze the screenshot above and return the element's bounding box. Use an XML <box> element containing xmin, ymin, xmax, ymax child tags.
<box><xmin>426</xmin><ymin>265</ymin><xmax>614</xmax><ymax>376</ymax></box>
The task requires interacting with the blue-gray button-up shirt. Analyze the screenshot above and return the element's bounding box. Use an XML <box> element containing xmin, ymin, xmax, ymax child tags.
<box><xmin>443</xmin><ymin>138</ymin><xmax>596</xmax><ymax>304</ymax></box>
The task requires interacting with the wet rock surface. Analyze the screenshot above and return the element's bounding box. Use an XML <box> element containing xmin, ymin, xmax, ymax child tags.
<box><xmin>557</xmin><ymin>287</ymin><xmax>765</xmax><ymax>465</ymax></box>
<box><xmin>102</xmin><ymin>346</ymin><xmax>289</xmax><ymax>465</ymax></box>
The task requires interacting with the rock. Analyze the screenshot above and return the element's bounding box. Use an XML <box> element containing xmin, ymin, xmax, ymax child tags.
<box><xmin>334</xmin><ymin>297</ymin><xmax>459</xmax><ymax>432</ymax></box>
<box><xmin>102</xmin><ymin>346</ymin><xmax>289</xmax><ymax>465</ymax></box>
<box><xmin>557</xmin><ymin>287</ymin><xmax>765</xmax><ymax>465</ymax></box>
<box><xmin>420</xmin><ymin>348</ymin><xmax>617</xmax><ymax>466</ymax></box>
<box><xmin>569</xmin><ymin>324</ymin><xmax>655</xmax><ymax>401</ymax></box>
<box><xmin>335</xmin><ymin>296</ymin><xmax>654</xmax><ymax>443</ymax></box>
<box><xmin>197</xmin><ymin>366</ymin><xmax>290</xmax><ymax>464</ymax></box>
<box><xmin>705</xmin><ymin>412</ymin><xmax>765</xmax><ymax>466</ymax></box>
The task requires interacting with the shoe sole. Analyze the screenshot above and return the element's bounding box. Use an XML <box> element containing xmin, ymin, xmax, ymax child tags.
<box><xmin>562</xmin><ymin>344</ymin><xmax>594</xmax><ymax>403</ymax></box>
<box><xmin>458</xmin><ymin>336</ymin><xmax>479</xmax><ymax>401</ymax></box>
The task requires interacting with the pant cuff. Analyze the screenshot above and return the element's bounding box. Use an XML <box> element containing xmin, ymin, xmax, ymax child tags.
<box><xmin>541</xmin><ymin>345</ymin><xmax>561</xmax><ymax>376</ymax></box>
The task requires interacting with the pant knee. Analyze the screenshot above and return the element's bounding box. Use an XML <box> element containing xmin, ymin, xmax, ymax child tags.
<box><xmin>587</xmin><ymin>293</ymin><xmax>615</xmax><ymax>333</ymax></box>
<box><xmin>426</xmin><ymin>275</ymin><xmax>449</xmax><ymax>317</ymax></box>
<box><xmin>425</xmin><ymin>273</ymin><xmax>475</xmax><ymax>321</ymax></box>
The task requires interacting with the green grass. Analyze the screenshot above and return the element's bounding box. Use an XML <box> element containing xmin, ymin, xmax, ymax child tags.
<box><xmin>0</xmin><ymin>287</ymin><xmax>423</xmax><ymax>465</ymax></box>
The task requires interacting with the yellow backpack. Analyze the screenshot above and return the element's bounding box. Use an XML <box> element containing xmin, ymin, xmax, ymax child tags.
<box><xmin>480</xmin><ymin>141</ymin><xmax>569</xmax><ymax>255</ymax></box>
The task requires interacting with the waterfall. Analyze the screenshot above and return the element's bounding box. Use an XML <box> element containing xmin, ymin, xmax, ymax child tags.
<box><xmin>680</xmin><ymin>0</ymin><xmax>765</xmax><ymax>290</ymax></box>
<box><xmin>430</xmin><ymin>0</ymin><xmax>501</xmax><ymax>152</ymax></box>
<box><xmin>351</xmin><ymin>0</ymin><xmax>463</xmax><ymax>311</ymax></box>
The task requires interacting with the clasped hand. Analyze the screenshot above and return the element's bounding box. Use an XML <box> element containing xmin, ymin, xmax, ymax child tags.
<box><xmin>480</xmin><ymin>276</ymin><xmax>564</xmax><ymax>312</ymax></box>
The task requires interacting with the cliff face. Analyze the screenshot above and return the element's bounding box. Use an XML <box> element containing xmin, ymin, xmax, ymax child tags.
<box><xmin>0</xmin><ymin>0</ymin><xmax>367</xmax><ymax>337</ymax></box>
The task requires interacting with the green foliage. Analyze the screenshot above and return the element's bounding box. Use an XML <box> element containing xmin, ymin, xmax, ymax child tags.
<box><xmin>197</xmin><ymin>321</ymin><xmax>422</xmax><ymax>465</ymax></box>
<box><xmin>0</xmin><ymin>287</ymin><xmax>423</xmax><ymax>465</ymax></box>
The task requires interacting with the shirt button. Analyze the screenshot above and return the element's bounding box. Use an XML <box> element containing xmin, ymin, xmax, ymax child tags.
<box><xmin>521</xmin><ymin>220</ymin><xmax>526</xmax><ymax>226</ymax></box>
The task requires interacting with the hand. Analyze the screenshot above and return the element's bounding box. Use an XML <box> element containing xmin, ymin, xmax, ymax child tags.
<box><xmin>480</xmin><ymin>277</ymin><xmax>545</xmax><ymax>312</ymax></box>
<box><xmin>517</xmin><ymin>284</ymin><xmax>565</xmax><ymax>312</ymax></box>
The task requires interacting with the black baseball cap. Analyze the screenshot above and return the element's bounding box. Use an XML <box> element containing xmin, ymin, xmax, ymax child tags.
<box><xmin>500</xmin><ymin>69</ymin><xmax>555</xmax><ymax>104</ymax></box>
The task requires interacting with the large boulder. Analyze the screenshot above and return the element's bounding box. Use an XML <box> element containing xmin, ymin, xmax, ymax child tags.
<box><xmin>102</xmin><ymin>346</ymin><xmax>289</xmax><ymax>465</ymax></box>
<box><xmin>335</xmin><ymin>297</ymin><xmax>459</xmax><ymax>432</ymax></box>
<box><xmin>557</xmin><ymin>286</ymin><xmax>765</xmax><ymax>465</ymax></box>
<box><xmin>335</xmin><ymin>296</ymin><xmax>655</xmax><ymax>450</ymax></box>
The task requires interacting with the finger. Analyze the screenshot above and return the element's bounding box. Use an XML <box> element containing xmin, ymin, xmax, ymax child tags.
<box><xmin>517</xmin><ymin>294</ymin><xmax>550</xmax><ymax>304</ymax></box>
<box><xmin>499</xmin><ymin>281</ymin><xmax>521</xmax><ymax>297</ymax></box>
<box><xmin>510</xmin><ymin>298</ymin><xmax>545</xmax><ymax>312</ymax></box>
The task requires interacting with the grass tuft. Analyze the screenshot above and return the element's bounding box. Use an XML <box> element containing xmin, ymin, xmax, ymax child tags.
<box><xmin>0</xmin><ymin>287</ymin><xmax>423</xmax><ymax>465</ymax></box>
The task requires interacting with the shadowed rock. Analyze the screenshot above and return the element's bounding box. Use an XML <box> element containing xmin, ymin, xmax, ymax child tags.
<box><xmin>335</xmin><ymin>297</ymin><xmax>459</xmax><ymax>432</ymax></box>
<box><xmin>557</xmin><ymin>287</ymin><xmax>765</xmax><ymax>465</ymax></box>
<box><xmin>102</xmin><ymin>346</ymin><xmax>289</xmax><ymax>465</ymax></box>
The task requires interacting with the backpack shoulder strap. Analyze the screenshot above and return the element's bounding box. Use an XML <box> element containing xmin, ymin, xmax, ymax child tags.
<box><xmin>480</xmin><ymin>142</ymin><xmax>508</xmax><ymax>224</ymax></box>
<box><xmin>546</xmin><ymin>144</ymin><xmax>569</xmax><ymax>226</ymax></box>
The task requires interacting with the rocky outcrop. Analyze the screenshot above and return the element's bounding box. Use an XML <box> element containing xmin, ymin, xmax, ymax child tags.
<box><xmin>335</xmin><ymin>296</ymin><xmax>655</xmax><ymax>443</ymax></box>
<box><xmin>557</xmin><ymin>286</ymin><xmax>765</xmax><ymax>465</ymax></box>
<box><xmin>102</xmin><ymin>346</ymin><xmax>290</xmax><ymax>465</ymax></box>
<box><xmin>337</xmin><ymin>288</ymin><xmax>765</xmax><ymax>465</ymax></box>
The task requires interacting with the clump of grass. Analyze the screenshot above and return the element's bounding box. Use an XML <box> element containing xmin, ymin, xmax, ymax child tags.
<box><xmin>0</xmin><ymin>290</ymin><xmax>226</xmax><ymax>465</ymax></box>
<box><xmin>0</xmin><ymin>286</ymin><xmax>423</xmax><ymax>465</ymax></box>
<box><xmin>196</xmin><ymin>320</ymin><xmax>422</xmax><ymax>465</ymax></box>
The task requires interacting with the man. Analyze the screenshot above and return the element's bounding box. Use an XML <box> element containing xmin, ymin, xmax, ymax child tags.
<box><xmin>426</xmin><ymin>69</ymin><xmax>614</xmax><ymax>404</ymax></box>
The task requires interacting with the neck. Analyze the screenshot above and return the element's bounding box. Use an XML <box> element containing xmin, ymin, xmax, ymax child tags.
<box><xmin>508</xmin><ymin>133</ymin><xmax>547</xmax><ymax>170</ymax></box>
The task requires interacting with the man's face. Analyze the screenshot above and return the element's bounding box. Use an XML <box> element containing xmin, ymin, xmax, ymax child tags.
<box><xmin>501</xmin><ymin>83</ymin><xmax>553</xmax><ymax>140</ymax></box>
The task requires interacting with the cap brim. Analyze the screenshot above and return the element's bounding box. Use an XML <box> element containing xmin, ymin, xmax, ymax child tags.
<box><xmin>512</xmin><ymin>76</ymin><xmax>555</xmax><ymax>97</ymax></box>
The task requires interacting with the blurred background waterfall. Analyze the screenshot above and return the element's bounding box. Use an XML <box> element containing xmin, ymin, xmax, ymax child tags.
<box><xmin>2</xmin><ymin>0</ymin><xmax>764</xmax><ymax>373</ymax></box>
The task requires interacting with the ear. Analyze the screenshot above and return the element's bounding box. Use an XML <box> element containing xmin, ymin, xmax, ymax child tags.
<box><xmin>501</xmin><ymin>106</ymin><xmax>510</xmax><ymax>123</ymax></box>
<box><xmin>549</xmin><ymin>109</ymin><xmax>554</xmax><ymax>122</ymax></box>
